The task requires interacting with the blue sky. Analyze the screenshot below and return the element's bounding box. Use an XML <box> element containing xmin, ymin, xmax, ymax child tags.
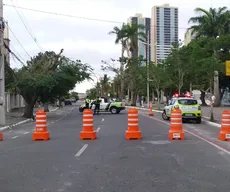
<box><xmin>3</xmin><ymin>0</ymin><xmax>229</xmax><ymax>93</ymax></box>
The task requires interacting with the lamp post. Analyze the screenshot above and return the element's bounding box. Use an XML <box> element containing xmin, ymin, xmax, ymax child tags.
<box><xmin>139</xmin><ymin>32</ymin><xmax>157</xmax><ymax>107</ymax></box>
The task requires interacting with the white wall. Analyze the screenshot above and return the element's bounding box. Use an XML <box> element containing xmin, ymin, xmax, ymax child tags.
<box><xmin>4</xmin><ymin>93</ymin><xmax>25</xmax><ymax>112</ymax></box>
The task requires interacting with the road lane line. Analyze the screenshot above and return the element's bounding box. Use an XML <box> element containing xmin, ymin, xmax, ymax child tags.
<box><xmin>75</xmin><ymin>144</ymin><xmax>88</xmax><ymax>157</ymax></box>
<box><xmin>140</xmin><ymin>113</ymin><xmax>230</xmax><ymax>156</ymax></box>
<box><xmin>96</xmin><ymin>127</ymin><xmax>100</xmax><ymax>132</ymax></box>
<box><xmin>12</xmin><ymin>136</ymin><xmax>18</xmax><ymax>139</ymax></box>
<box><xmin>23</xmin><ymin>132</ymin><xmax>29</xmax><ymax>135</ymax></box>
<box><xmin>101</xmin><ymin>118</ymin><xmax>104</xmax><ymax>122</ymax></box>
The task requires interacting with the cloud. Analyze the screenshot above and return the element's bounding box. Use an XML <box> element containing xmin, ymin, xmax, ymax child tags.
<box><xmin>5</xmin><ymin>0</ymin><xmax>228</xmax><ymax>93</ymax></box>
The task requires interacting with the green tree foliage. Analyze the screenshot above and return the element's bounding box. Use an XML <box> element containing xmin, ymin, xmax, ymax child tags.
<box><xmin>188</xmin><ymin>7</ymin><xmax>230</xmax><ymax>38</ymax></box>
<box><xmin>6</xmin><ymin>50</ymin><xmax>92</xmax><ymax>118</ymax></box>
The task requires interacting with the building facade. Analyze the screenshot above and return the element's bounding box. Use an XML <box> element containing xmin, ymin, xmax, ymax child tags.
<box><xmin>127</xmin><ymin>13</ymin><xmax>151</xmax><ymax>66</ymax></box>
<box><xmin>151</xmin><ymin>4</ymin><xmax>178</xmax><ymax>63</ymax></box>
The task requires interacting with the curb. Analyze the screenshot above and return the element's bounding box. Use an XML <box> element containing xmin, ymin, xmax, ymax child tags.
<box><xmin>125</xmin><ymin>106</ymin><xmax>162</xmax><ymax>113</ymax></box>
<box><xmin>126</xmin><ymin>105</ymin><xmax>221</xmax><ymax>128</ymax></box>
<box><xmin>0</xmin><ymin>107</ymin><xmax>60</xmax><ymax>132</ymax></box>
<box><xmin>0</xmin><ymin>119</ymin><xmax>32</xmax><ymax>131</ymax></box>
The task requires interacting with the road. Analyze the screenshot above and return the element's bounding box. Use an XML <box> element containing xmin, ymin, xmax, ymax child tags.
<box><xmin>1</xmin><ymin>106</ymin><xmax>230</xmax><ymax>191</ymax></box>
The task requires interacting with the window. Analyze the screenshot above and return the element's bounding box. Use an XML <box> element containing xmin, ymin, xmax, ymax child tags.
<box><xmin>178</xmin><ymin>99</ymin><xmax>198</xmax><ymax>105</ymax></box>
<box><xmin>169</xmin><ymin>99</ymin><xmax>176</xmax><ymax>105</ymax></box>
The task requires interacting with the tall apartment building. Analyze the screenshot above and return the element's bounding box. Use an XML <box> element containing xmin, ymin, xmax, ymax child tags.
<box><xmin>151</xmin><ymin>4</ymin><xmax>178</xmax><ymax>63</ymax></box>
<box><xmin>127</xmin><ymin>13</ymin><xmax>151</xmax><ymax>66</ymax></box>
<box><xmin>184</xmin><ymin>28</ymin><xmax>196</xmax><ymax>46</ymax></box>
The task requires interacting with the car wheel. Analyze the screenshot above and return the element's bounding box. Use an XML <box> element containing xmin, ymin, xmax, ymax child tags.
<box><xmin>196</xmin><ymin>117</ymin><xmax>201</xmax><ymax>124</ymax></box>
<box><xmin>110</xmin><ymin>107</ymin><xmax>118</xmax><ymax>114</ymax></box>
<box><xmin>162</xmin><ymin>111</ymin><xmax>169</xmax><ymax>120</ymax></box>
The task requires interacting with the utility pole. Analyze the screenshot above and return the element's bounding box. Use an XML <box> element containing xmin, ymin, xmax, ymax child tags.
<box><xmin>0</xmin><ymin>0</ymin><xmax>5</xmax><ymax>125</ymax></box>
<box><xmin>146</xmin><ymin>30</ymin><xmax>150</xmax><ymax>107</ymax></box>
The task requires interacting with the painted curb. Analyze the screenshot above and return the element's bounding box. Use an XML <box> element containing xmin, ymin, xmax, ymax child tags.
<box><xmin>0</xmin><ymin>107</ymin><xmax>60</xmax><ymax>131</ymax></box>
<box><xmin>0</xmin><ymin>119</ymin><xmax>32</xmax><ymax>131</ymax></box>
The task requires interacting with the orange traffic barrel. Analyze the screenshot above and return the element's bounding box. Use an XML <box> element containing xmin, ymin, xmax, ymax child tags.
<box><xmin>218</xmin><ymin>110</ymin><xmax>230</xmax><ymax>141</ymax></box>
<box><xmin>32</xmin><ymin>110</ymin><xmax>50</xmax><ymax>141</ymax></box>
<box><xmin>149</xmin><ymin>102</ymin><xmax>153</xmax><ymax>116</ymax></box>
<box><xmin>168</xmin><ymin>108</ymin><xmax>184</xmax><ymax>140</ymax></box>
<box><xmin>126</xmin><ymin>108</ymin><xmax>142</xmax><ymax>140</ymax></box>
<box><xmin>0</xmin><ymin>132</ymin><xmax>3</xmax><ymax>141</ymax></box>
<box><xmin>80</xmin><ymin>109</ymin><xmax>96</xmax><ymax>140</ymax></box>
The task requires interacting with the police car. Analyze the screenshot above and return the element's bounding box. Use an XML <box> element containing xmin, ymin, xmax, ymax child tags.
<box><xmin>162</xmin><ymin>92</ymin><xmax>202</xmax><ymax>124</ymax></box>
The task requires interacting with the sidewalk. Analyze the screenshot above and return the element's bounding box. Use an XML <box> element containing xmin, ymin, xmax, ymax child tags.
<box><xmin>201</xmin><ymin>106</ymin><xmax>229</xmax><ymax>123</ymax></box>
<box><xmin>2</xmin><ymin>105</ymin><xmax>58</xmax><ymax>129</ymax></box>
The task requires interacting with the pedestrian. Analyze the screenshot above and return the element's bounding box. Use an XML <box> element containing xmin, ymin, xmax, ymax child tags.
<box><xmin>85</xmin><ymin>96</ymin><xmax>90</xmax><ymax>109</ymax></box>
<box><xmin>94</xmin><ymin>96</ymin><xmax>101</xmax><ymax>115</ymax></box>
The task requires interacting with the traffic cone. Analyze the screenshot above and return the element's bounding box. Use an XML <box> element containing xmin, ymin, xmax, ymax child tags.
<box><xmin>149</xmin><ymin>102</ymin><xmax>153</xmax><ymax>116</ymax></box>
<box><xmin>168</xmin><ymin>108</ymin><xmax>184</xmax><ymax>140</ymax></box>
<box><xmin>126</xmin><ymin>108</ymin><xmax>142</xmax><ymax>140</ymax></box>
<box><xmin>32</xmin><ymin>110</ymin><xmax>50</xmax><ymax>141</ymax></box>
<box><xmin>218</xmin><ymin>110</ymin><xmax>230</xmax><ymax>141</ymax></box>
<box><xmin>80</xmin><ymin>109</ymin><xmax>96</xmax><ymax>140</ymax></box>
<box><xmin>0</xmin><ymin>132</ymin><xmax>3</xmax><ymax>141</ymax></box>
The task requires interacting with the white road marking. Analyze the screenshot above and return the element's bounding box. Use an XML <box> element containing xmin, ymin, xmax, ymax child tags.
<box><xmin>101</xmin><ymin>118</ymin><xmax>104</xmax><ymax>122</ymax></box>
<box><xmin>75</xmin><ymin>144</ymin><xmax>88</xmax><ymax>157</ymax></box>
<box><xmin>12</xmin><ymin>136</ymin><xmax>18</xmax><ymax>139</ymax></box>
<box><xmin>140</xmin><ymin>113</ymin><xmax>230</xmax><ymax>156</ymax></box>
<box><xmin>23</xmin><ymin>132</ymin><xmax>29</xmax><ymax>135</ymax></box>
<box><xmin>96</xmin><ymin>127</ymin><xmax>100</xmax><ymax>132</ymax></box>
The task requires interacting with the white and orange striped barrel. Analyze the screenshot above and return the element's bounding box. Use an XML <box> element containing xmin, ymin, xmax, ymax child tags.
<box><xmin>170</xmin><ymin>109</ymin><xmax>183</xmax><ymax>131</ymax></box>
<box><xmin>35</xmin><ymin>110</ymin><xmax>47</xmax><ymax>132</ymax></box>
<box><xmin>219</xmin><ymin>110</ymin><xmax>230</xmax><ymax>141</ymax></box>
<box><xmin>127</xmin><ymin>108</ymin><xmax>139</xmax><ymax>131</ymax></box>
<box><xmin>82</xmin><ymin>109</ymin><xmax>94</xmax><ymax>132</ymax></box>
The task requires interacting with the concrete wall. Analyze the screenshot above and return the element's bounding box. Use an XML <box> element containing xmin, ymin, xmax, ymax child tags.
<box><xmin>4</xmin><ymin>93</ymin><xmax>25</xmax><ymax>112</ymax></box>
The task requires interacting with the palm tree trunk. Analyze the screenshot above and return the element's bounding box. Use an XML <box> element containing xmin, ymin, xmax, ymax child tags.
<box><xmin>120</xmin><ymin>46</ymin><xmax>125</xmax><ymax>100</ymax></box>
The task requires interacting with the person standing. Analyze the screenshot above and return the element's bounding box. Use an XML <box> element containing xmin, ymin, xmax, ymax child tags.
<box><xmin>94</xmin><ymin>96</ymin><xmax>101</xmax><ymax>115</ymax></box>
<box><xmin>85</xmin><ymin>96</ymin><xmax>90</xmax><ymax>109</ymax></box>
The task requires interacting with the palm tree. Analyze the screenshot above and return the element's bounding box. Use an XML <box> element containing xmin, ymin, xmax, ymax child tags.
<box><xmin>188</xmin><ymin>7</ymin><xmax>230</xmax><ymax>107</ymax></box>
<box><xmin>109</xmin><ymin>23</ymin><xmax>146</xmax><ymax>101</ymax></box>
<box><xmin>109</xmin><ymin>24</ymin><xmax>127</xmax><ymax>100</ymax></box>
<box><xmin>123</xmin><ymin>23</ymin><xmax>146</xmax><ymax>57</ymax></box>
<box><xmin>100</xmin><ymin>74</ymin><xmax>110</xmax><ymax>97</ymax></box>
<box><xmin>188</xmin><ymin>7</ymin><xmax>230</xmax><ymax>38</ymax></box>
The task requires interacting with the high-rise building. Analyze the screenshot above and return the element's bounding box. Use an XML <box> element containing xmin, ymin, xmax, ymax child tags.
<box><xmin>151</xmin><ymin>4</ymin><xmax>178</xmax><ymax>63</ymax></box>
<box><xmin>127</xmin><ymin>13</ymin><xmax>151</xmax><ymax>66</ymax></box>
<box><xmin>184</xmin><ymin>29</ymin><xmax>196</xmax><ymax>46</ymax></box>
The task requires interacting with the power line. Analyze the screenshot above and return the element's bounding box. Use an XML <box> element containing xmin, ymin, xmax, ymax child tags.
<box><xmin>9</xmin><ymin>43</ymin><xmax>26</xmax><ymax>63</ymax></box>
<box><xmin>3</xmin><ymin>3</ymin><xmax>189</xmax><ymax>29</ymax></box>
<box><xmin>4</xmin><ymin>42</ymin><xmax>25</xmax><ymax>65</ymax></box>
<box><xmin>10</xmin><ymin>0</ymin><xmax>45</xmax><ymax>52</ymax></box>
<box><xmin>6</xmin><ymin>22</ymin><xmax>32</xmax><ymax>58</ymax></box>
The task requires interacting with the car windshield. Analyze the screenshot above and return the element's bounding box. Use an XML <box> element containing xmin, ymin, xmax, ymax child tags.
<box><xmin>178</xmin><ymin>99</ymin><xmax>198</xmax><ymax>105</ymax></box>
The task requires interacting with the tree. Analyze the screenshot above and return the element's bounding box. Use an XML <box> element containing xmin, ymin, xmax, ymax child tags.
<box><xmin>109</xmin><ymin>24</ymin><xmax>127</xmax><ymax>100</ymax></box>
<box><xmin>188</xmin><ymin>7</ymin><xmax>230</xmax><ymax>38</ymax></box>
<box><xmin>70</xmin><ymin>92</ymin><xmax>79</xmax><ymax>101</ymax></box>
<box><xmin>109</xmin><ymin>23</ymin><xmax>146</xmax><ymax>100</ymax></box>
<box><xmin>149</xmin><ymin>63</ymin><xmax>172</xmax><ymax>103</ymax></box>
<box><xmin>6</xmin><ymin>50</ymin><xmax>92</xmax><ymax>118</ymax></box>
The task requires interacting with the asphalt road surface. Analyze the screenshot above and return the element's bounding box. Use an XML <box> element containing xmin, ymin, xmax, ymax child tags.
<box><xmin>1</xmin><ymin>106</ymin><xmax>230</xmax><ymax>192</ymax></box>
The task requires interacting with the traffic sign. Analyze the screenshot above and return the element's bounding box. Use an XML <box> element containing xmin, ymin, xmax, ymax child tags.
<box><xmin>226</xmin><ymin>60</ymin><xmax>230</xmax><ymax>76</ymax></box>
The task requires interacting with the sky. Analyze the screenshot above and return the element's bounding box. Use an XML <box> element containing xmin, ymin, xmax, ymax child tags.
<box><xmin>3</xmin><ymin>0</ymin><xmax>229</xmax><ymax>93</ymax></box>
